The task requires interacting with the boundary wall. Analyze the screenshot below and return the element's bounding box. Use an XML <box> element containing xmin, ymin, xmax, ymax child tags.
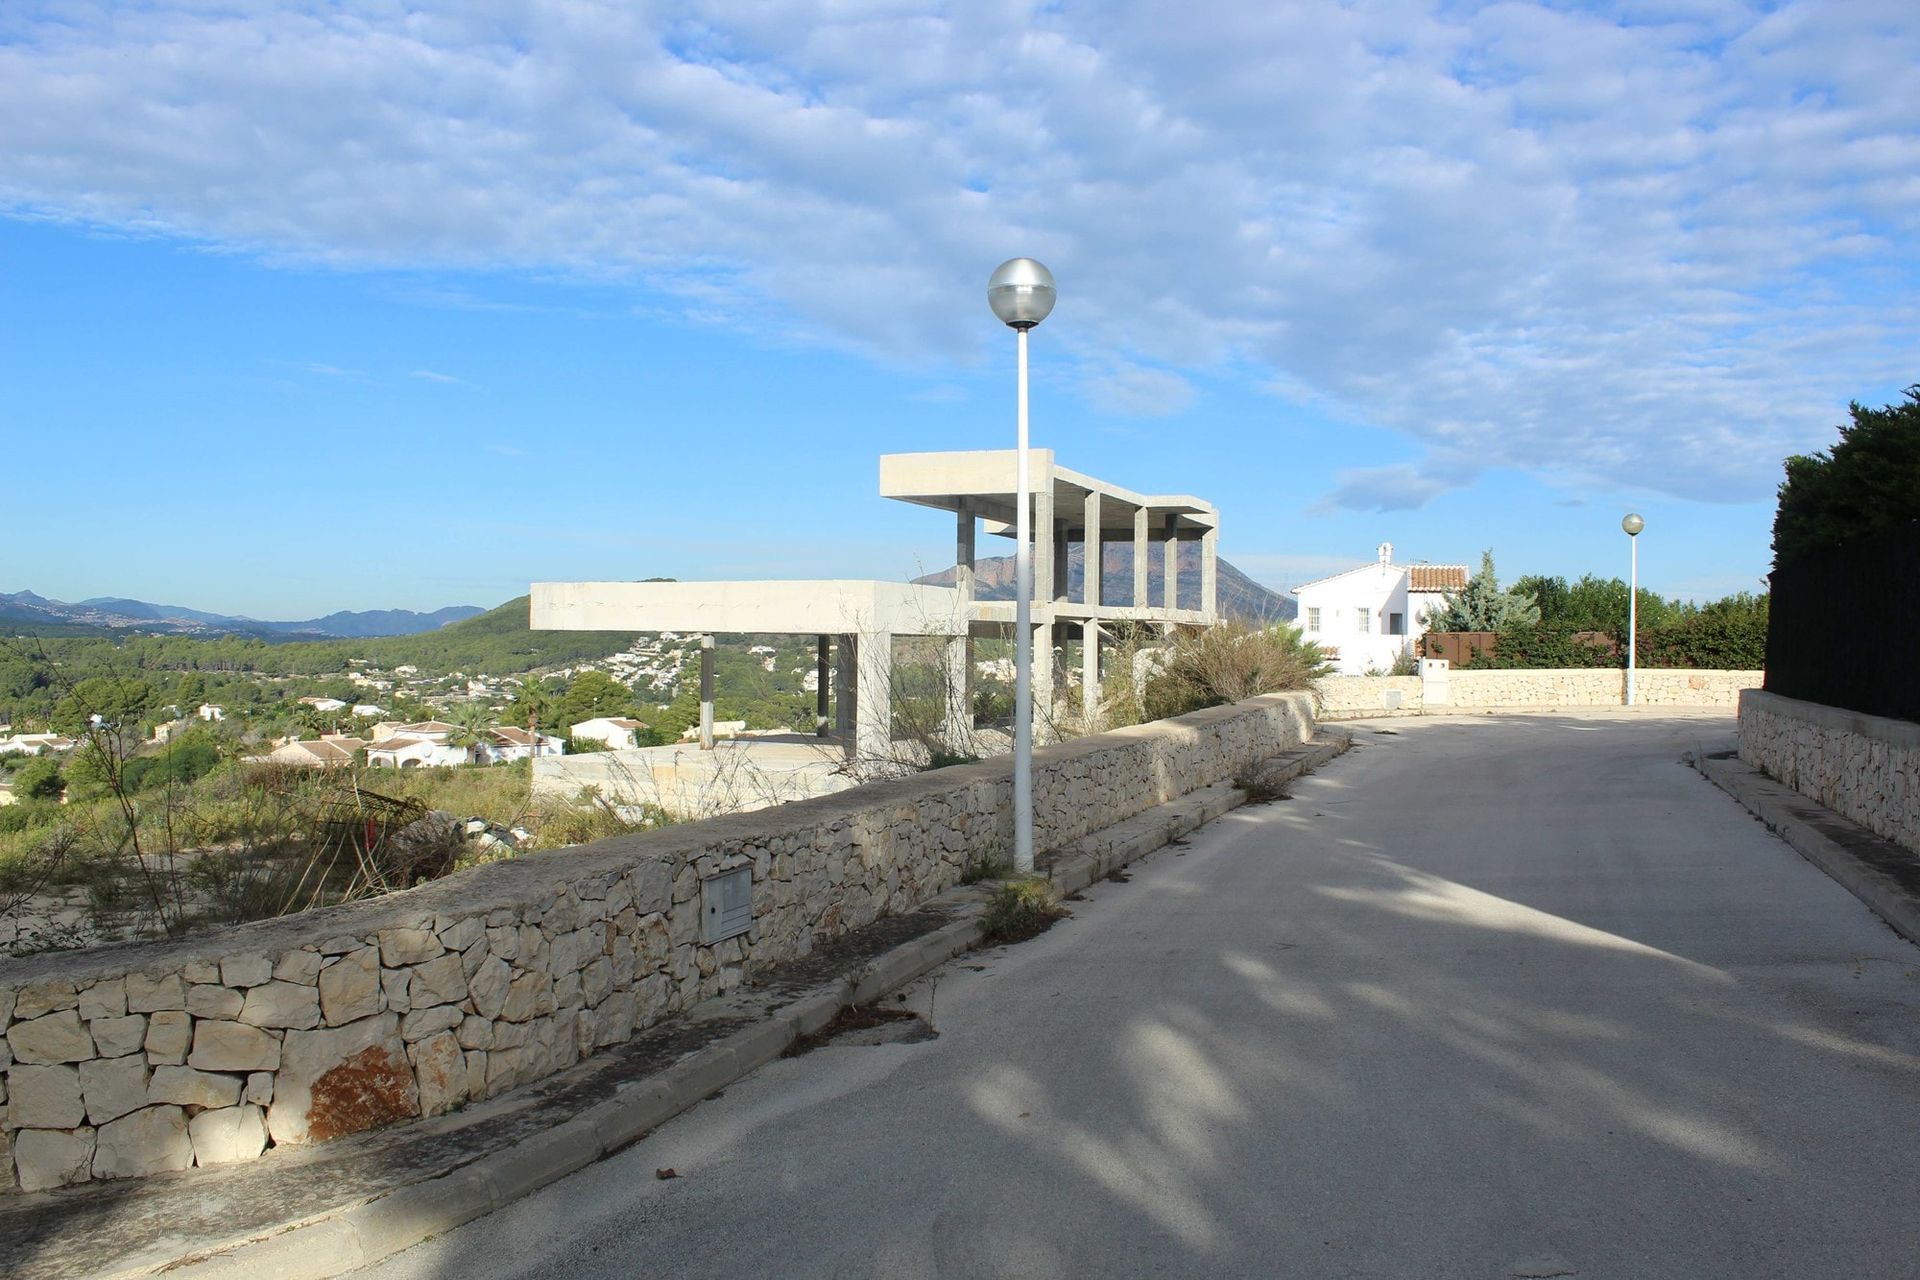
<box><xmin>1738</xmin><ymin>689</ymin><xmax>1920</xmax><ymax>856</ymax></box>
<box><xmin>0</xmin><ymin>693</ymin><xmax>1313</xmax><ymax>1193</ymax></box>
<box><xmin>1315</xmin><ymin>668</ymin><xmax>1763</xmax><ymax>719</ymax></box>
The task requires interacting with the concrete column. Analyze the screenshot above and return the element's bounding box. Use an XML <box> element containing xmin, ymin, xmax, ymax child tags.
<box><xmin>1081</xmin><ymin>621</ymin><xmax>1101</xmax><ymax>726</ymax></box>
<box><xmin>954</xmin><ymin>499</ymin><xmax>976</xmax><ymax>603</ymax></box>
<box><xmin>955</xmin><ymin>498</ymin><xmax>975</xmax><ymax>718</ymax></box>
<box><xmin>834</xmin><ymin>635</ymin><xmax>856</xmax><ymax>740</ymax></box>
<box><xmin>1053</xmin><ymin>518</ymin><xmax>1069</xmax><ymax>604</ymax></box>
<box><xmin>1083</xmin><ymin>491</ymin><xmax>1102</xmax><ymax>607</ymax></box>
<box><xmin>942</xmin><ymin>636</ymin><xmax>970</xmax><ymax>753</ymax></box>
<box><xmin>1034</xmin><ymin>486</ymin><xmax>1055</xmax><ymax>609</ymax></box>
<box><xmin>1201</xmin><ymin>523</ymin><xmax>1218</xmax><ymax>622</ymax></box>
<box><xmin>815</xmin><ymin>635</ymin><xmax>830</xmax><ymax>737</ymax></box>
<box><xmin>1163</xmin><ymin>515</ymin><xmax>1180</xmax><ymax>612</ymax></box>
<box><xmin>855</xmin><ymin>630</ymin><xmax>894</xmax><ymax>764</ymax></box>
<box><xmin>1133</xmin><ymin>506</ymin><xmax>1150</xmax><ymax>607</ymax></box>
<box><xmin>698</xmin><ymin>635</ymin><xmax>715</xmax><ymax>751</ymax></box>
<box><xmin>1033</xmin><ymin>621</ymin><xmax>1054</xmax><ymax>743</ymax></box>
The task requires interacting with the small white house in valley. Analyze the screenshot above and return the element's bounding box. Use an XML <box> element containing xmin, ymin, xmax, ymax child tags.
<box><xmin>570</xmin><ymin>717</ymin><xmax>650</xmax><ymax>750</ymax></box>
<box><xmin>1292</xmin><ymin>543</ymin><xmax>1467</xmax><ymax>675</ymax></box>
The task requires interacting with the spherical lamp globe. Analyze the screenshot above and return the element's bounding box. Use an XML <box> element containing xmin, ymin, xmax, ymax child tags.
<box><xmin>1622</xmin><ymin>513</ymin><xmax>1645</xmax><ymax>537</ymax></box>
<box><xmin>987</xmin><ymin>258</ymin><xmax>1056</xmax><ymax>330</ymax></box>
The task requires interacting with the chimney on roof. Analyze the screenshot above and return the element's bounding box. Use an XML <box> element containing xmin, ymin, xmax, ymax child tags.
<box><xmin>1378</xmin><ymin>541</ymin><xmax>1393</xmax><ymax>565</ymax></box>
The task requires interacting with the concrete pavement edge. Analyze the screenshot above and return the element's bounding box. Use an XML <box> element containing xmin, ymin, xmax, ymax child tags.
<box><xmin>1694</xmin><ymin>751</ymin><xmax>1920</xmax><ymax>948</ymax></box>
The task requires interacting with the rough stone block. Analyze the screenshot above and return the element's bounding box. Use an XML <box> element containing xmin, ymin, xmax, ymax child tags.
<box><xmin>456</xmin><ymin>1015</ymin><xmax>491</xmax><ymax>1050</ymax></box>
<box><xmin>437</xmin><ymin>915</ymin><xmax>484</xmax><ymax>953</ymax></box>
<box><xmin>9</xmin><ymin>1009</ymin><xmax>95</xmax><ymax>1064</ymax></box>
<box><xmin>181</xmin><ymin>960</ymin><xmax>221</xmax><ymax>984</ymax></box>
<box><xmin>13</xmin><ymin>1126</ymin><xmax>95</xmax><ymax>1192</ymax></box>
<box><xmin>13</xmin><ymin>980</ymin><xmax>78</xmax><ymax>1021</ymax></box>
<box><xmin>273</xmin><ymin>950</ymin><xmax>324</xmax><ymax>986</ymax></box>
<box><xmin>148</xmin><ymin>1065</ymin><xmax>243</xmax><ymax>1110</ymax></box>
<box><xmin>269</xmin><ymin>1013</ymin><xmax>417</xmax><ymax>1146</ymax></box>
<box><xmin>93</xmin><ymin>1105</ymin><xmax>193</xmax><ymax>1180</ymax></box>
<box><xmin>189</xmin><ymin>1104</ymin><xmax>267</xmax><ymax>1166</ymax></box>
<box><xmin>319</xmin><ymin>947</ymin><xmax>382</xmax><ymax>1026</ymax></box>
<box><xmin>378</xmin><ymin>927</ymin><xmax>442</xmax><ymax>967</ymax></box>
<box><xmin>408</xmin><ymin>1031</ymin><xmax>467</xmax><ymax>1117</ymax></box>
<box><xmin>126</xmin><ymin>973</ymin><xmax>186</xmax><ymax>1013</ymax></box>
<box><xmin>221</xmin><ymin>954</ymin><xmax>273</xmax><ymax>989</ymax></box>
<box><xmin>144</xmin><ymin>1010</ymin><xmax>192</xmax><ymax>1065</ymax></box>
<box><xmin>467</xmin><ymin>956</ymin><xmax>511</xmax><ymax>1020</ymax></box>
<box><xmin>77</xmin><ymin>978</ymin><xmax>127</xmax><ymax>1022</ymax></box>
<box><xmin>240</xmin><ymin>981</ymin><xmax>322</xmax><ymax>1030</ymax></box>
<box><xmin>401</xmin><ymin>1005</ymin><xmax>464</xmax><ymax>1042</ymax></box>
<box><xmin>381</xmin><ymin>966</ymin><xmax>412</xmax><ymax>1015</ymax></box>
<box><xmin>88</xmin><ymin>1013</ymin><xmax>148</xmax><ymax>1059</ymax></box>
<box><xmin>406</xmin><ymin>953</ymin><xmax>467</xmax><ymax>1009</ymax></box>
<box><xmin>486</xmin><ymin>926</ymin><xmax>518</xmax><ymax>961</ymax></box>
<box><xmin>186</xmin><ymin>984</ymin><xmax>245</xmax><ymax>1019</ymax></box>
<box><xmin>245</xmin><ymin>1072</ymin><xmax>274</xmax><ymax>1106</ymax></box>
<box><xmin>80</xmin><ymin>1055</ymin><xmax>151</xmax><ymax>1125</ymax></box>
<box><xmin>319</xmin><ymin>934</ymin><xmax>364</xmax><ymax>955</ymax></box>
<box><xmin>188</xmin><ymin>1021</ymin><xmax>281</xmax><ymax>1073</ymax></box>
<box><xmin>500</xmin><ymin>972</ymin><xmax>552</xmax><ymax>1023</ymax></box>
<box><xmin>8</xmin><ymin>1063</ymin><xmax>85</xmax><ymax>1130</ymax></box>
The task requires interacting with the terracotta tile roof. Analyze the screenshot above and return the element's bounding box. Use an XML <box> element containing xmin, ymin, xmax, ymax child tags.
<box><xmin>1407</xmin><ymin>565</ymin><xmax>1468</xmax><ymax>592</ymax></box>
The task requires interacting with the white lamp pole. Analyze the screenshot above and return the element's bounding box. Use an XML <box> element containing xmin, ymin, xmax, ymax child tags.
<box><xmin>1622</xmin><ymin>513</ymin><xmax>1644</xmax><ymax>706</ymax></box>
<box><xmin>988</xmin><ymin>258</ymin><xmax>1056</xmax><ymax>873</ymax></box>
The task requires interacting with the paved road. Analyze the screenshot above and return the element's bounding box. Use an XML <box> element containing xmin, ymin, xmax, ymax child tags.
<box><xmin>360</xmin><ymin>714</ymin><xmax>1920</xmax><ymax>1280</ymax></box>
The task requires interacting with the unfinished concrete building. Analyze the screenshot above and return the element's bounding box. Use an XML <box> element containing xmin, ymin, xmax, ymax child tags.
<box><xmin>530</xmin><ymin>449</ymin><xmax>1218</xmax><ymax>807</ymax></box>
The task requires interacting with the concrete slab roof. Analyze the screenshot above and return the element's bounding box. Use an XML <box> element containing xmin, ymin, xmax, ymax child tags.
<box><xmin>879</xmin><ymin>449</ymin><xmax>1216</xmax><ymax>535</ymax></box>
<box><xmin>531</xmin><ymin>579</ymin><xmax>967</xmax><ymax>636</ymax></box>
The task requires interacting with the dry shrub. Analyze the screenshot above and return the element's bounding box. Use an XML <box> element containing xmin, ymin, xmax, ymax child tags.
<box><xmin>1142</xmin><ymin>621</ymin><xmax>1328</xmax><ymax>721</ymax></box>
<box><xmin>979</xmin><ymin>876</ymin><xmax>1066</xmax><ymax>944</ymax></box>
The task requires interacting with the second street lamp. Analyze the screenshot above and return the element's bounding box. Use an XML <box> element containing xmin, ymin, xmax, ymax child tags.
<box><xmin>988</xmin><ymin>257</ymin><xmax>1056</xmax><ymax>873</ymax></box>
<box><xmin>1622</xmin><ymin>512</ymin><xmax>1645</xmax><ymax>706</ymax></box>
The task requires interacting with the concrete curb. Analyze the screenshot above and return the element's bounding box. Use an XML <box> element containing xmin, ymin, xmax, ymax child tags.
<box><xmin>1694</xmin><ymin>751</ymin><xmax>1920</xmax><ymax>947</ymax></box>
<box><xmin>162</xmin><ymin>729</ymin><xmax>1352</xmax><ymax>1280</ymax></box>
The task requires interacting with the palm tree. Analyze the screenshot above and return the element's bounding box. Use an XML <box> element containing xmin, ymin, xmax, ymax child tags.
<box><xmin>449</xmin><ymin>703</ymin><xmax>497</xmax><ymax>766</ymax></box>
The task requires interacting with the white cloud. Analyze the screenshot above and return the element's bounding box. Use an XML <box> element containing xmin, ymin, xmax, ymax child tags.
<box><xmin>2</xmin><ymin>1</ymin><xmax>1914</xmax><ymax>507</ymax></box>
<box><xmin>1079</xmin><ymin>363</ymin><xmax>1195</xmax><ymax>417</ymax></box>
<box><xmin>409</xmin><ymin>369</ymin><xmax>464</xmax><ymax>384</ymax></box>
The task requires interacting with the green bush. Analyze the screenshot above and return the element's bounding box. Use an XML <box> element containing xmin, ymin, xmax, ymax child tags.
<box><xmin>1142</xmin><ymin>621</ymin><xmax>1328</xmax><ymax>720</ymax></box>
<box><xmin>1466</xmin><ymin>625</ymin><xmax>1618</xmax><ymax>669</ymax></box>
<box><xmin>1773</xmin><ymin>385</ymin><xmax>1920</xmax><ymax>564</ymax></box>
<box><xmin>11</xmin><ymin>756</ymin><xmax>64</xmax><ymax>801</ymax></box>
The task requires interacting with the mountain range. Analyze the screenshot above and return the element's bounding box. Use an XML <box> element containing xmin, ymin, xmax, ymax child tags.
<box><xmin>915</xmin><ymin>546</ymin><xmax>1296</xmax><ymax>623</ymax></box>
<box><xmin>0</xmin><ymin>590</ymin><xmax>485</xmax><ymax>638</ymax></box>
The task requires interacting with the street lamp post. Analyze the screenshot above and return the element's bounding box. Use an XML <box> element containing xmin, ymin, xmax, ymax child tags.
<box><xmin>1622</xmin><ymin>513</ymin><xmax>1644</xmax><ymax>706</ymax></box>
<box><xmin>988</xmin><ymin>258</ymin><xmax>1056</xmax><ymax>873</ymax></box>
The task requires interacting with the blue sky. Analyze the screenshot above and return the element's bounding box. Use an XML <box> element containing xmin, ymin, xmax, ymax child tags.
<box><xmin>2</xmin><ymin>1</ymin><xmax>1915</xmax><ymax>619</ymax></box>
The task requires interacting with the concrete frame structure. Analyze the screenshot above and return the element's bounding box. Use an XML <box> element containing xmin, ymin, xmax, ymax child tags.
<box><xmin>531</xmin><ymin>449</ymin><xmax>1218</xmax><ymax>769</ymax></box>
<box><xmin>881</xmin><ymin>449</ymin><xmax>1219</xmax><ymax>732</ymax></box>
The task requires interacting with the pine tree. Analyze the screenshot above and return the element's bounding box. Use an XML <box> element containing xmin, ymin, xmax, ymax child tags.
<box><xmin>1426</xmin><ymin>551</ymin><xmax>1541</xmax><ymax>632</ymax></box>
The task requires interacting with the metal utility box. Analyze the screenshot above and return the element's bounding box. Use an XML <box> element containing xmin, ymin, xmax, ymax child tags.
<box><xmin>701</xmin><ymin>866</ymin><xmax>752</xmax><ymax>944</ymax></box>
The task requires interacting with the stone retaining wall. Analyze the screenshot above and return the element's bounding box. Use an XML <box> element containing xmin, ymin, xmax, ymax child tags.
<box><xmin>1315</xmin><ymin>668</ymin><xmax>1762</xmax><ymax>718</ymax></box>
<box><xmin>1738</xmin><ymin>689</ymin><xmax>1920</xmax><ymax>856</ymax></box>
<box><xmin>0</xmin><ymin>693</ymin><xmax>1313</xmax><ymax>1193</ymax></box>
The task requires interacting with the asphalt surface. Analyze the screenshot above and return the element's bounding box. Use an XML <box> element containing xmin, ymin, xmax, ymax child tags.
<box><xmin>356</xmin><ymin>714</ymin><xmax>1920</xmax><ymax>1280</ymax></box>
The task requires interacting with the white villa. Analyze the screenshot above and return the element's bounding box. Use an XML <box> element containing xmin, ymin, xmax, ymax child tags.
<box><xmin>0</xmin><ymin>733</ymin><xmax>75</xmax><ymax>756</ymax></box>
<box><xmin>368</xmin><ymin>725</ymin><xmax>562</xmax><ymax>768</ymax></box>
<box><xmin>570</xmin><ymin>717</ymin><xmax>650</xmax><ymax>751</ymax></box>
<box><xmin>1293</xmin><ymin>543</ymin><xmax>1467</xmax><ymax>675</ymax></box>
